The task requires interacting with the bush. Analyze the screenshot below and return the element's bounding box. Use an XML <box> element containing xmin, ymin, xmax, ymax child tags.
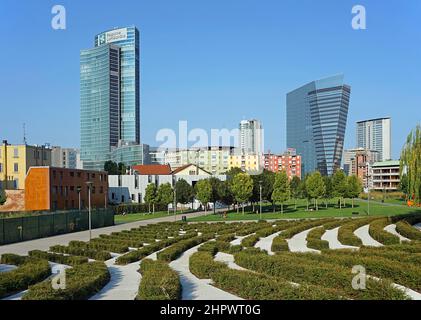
<box><xmin>157</xmin><ymin>235</ymin><xmax>213</xmax><ymax>262</ymax></box>
<box><xmin>395</xmin><ymin>221</ymin><xmax>421</xmax><ymax>241</ymax></box>
<box><xmin>49</xmin><ymin>245</ymin><xmax>111</xmax><ymax>261</ymax></box>
<box><xmin>306</xmin><ymin>227</ymin><xmax>329</xmax><ymax>250</ymax></box>
<box><xmin>136</xmin><ymin>259</ymin><xmax>181</xmax><ymax>300</ymax></box>
<box><xmin>0</xmin><ymin>189</ymin><xmax>7</xmax><ymax>205</ymax></box>
<box><xmin>68</xmin><ymin>240</ymin><xmax>129</xmax><ymax>254</ymax></box>
<box><xmin>369</xmin><ymin>218</ymin><xmax>400</xmax><ymax>245</ymax></box>
<box><xmin>241</xmin><ymin>234</ymin><xmax>260</xmax><ymax>247</ymax></box>
<box><xmin>189</xmin><ymin>251</ymin><xmax>228</xmax><ymax>279</ymax></box>
<box><xmin>22</xmin><ymin>261</ymin><xmax>110</xmax><ymax>300</ymax></box>
<box><xmin>28</xmin><ymin>250</ymin><xmax>88</xmax><ymax>266</ymax></box>
<box><xmin>217</xmin><ymin>234</ymin><xmax>236</xmax><ymax>242</ymax></box>
<box><xmin>271</xmin><ymin>237</ymin><xmax>289</xmax><ymax>252</ymax></box>
<box><xmin>337</xmin><ymin>218</ymin><xmax>376</xmax><ymax>247</ymax></box>
<box><xmin>0</xmin><ymin>255</ymin><xmax>51</xmax><ymax>299</ymax></box>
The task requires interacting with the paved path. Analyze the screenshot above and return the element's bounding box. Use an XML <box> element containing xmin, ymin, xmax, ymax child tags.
<box><xmin>254</xmin><ymin>232</ymin><xmax>282</xmax><ymax>255</ymax></box>
<box><xmin>214</xmin><ymin>252</ymin><xmax>248</xmax><ymax>271</ymax></box>
<box><xmin>287</xmin><ymin>228</ymin><xmax>320</xmax><ymax>253</ymax></box>
<box><xmin>230</xmin><ymin>236</ymin><xmax>248</xmax><ymax>246</ymax></box>
<box><xmin>354</xmin><ymin>225</ymin><xmax>383</xmax><ymax>247</ymax></box>
<box><xmin>321</xmin><ymin>228</ymin><xmax>359</xmax><ymax>250</ymax></box>
<box><xmin>0</xmin><ymin>264</ymin><xmax>17</xmax><ymax>273</ymax></box>
<box><xmin>169</xmin><ymin>245</ymin><xmax>242</xmax><ymax>300</ymax></box>
<box><xmin>384</xmin><ymin>224</ymin><xmax>411</xmax><ymax>242</ymax></box>
<box><xmin>0</xmin><ymin>211</ymin><xmax>210</xmax><ymax>257</ymax></box>
<box><xmin>414</xmin><ymin>223</ymin><xmax>421</xmax><ymax>231</ymax></box>
<box><xmin>90</xmin><ymin>255</ymin><xmax>141</xmax><ymax>301</ymax></box>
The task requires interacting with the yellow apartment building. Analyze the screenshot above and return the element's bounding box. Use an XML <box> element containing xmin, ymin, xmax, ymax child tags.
<box><xmin>229</xmin><ymin>153</ymin><xmax>262</xmax><ymax>173</ymax></box>
<box><xmin>0</xmin><ymin>140</ymin><xmax>52</xmax><ymax>190</ymax></box>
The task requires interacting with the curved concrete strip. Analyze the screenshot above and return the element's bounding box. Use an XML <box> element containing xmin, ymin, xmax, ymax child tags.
<box><xmin>413</xmin><ymin>223</ymin><xmax>421</xmax><ymax>231</ymax></box>
<box><xmin>287</xmin><ymin>228</ymin><xmax>320</xmax><ymax>254</ymax></box>
<box><xmin>368</xmin><ymin>275</ymin><xmax>421</xmax><ymax>301</ymax></box>
<box><xmin>0</xmin><ymin>264</ymin><xmax>17</xmax><ymax>273</ymax></box>
<box><xmin>169</xmin><ymin>245</ymin><xmax>243</xmax><ymax>300</ymax></box>
<box><xmin>354</xmin><ymin>225</ymin><xmax>383</xmax><ymax>247</ymax></box>
<box><xmin>384</xmin><ymin>224</ymin><xmax>411</xmax><ymax>242</ymax></box>
<box><xmin>254</xmin><ymin>232</ymin><xmax>282</xmax><ymax>255</ymax></box>
<box><xmin>90</xmin><ymin>255</ymin><xmax>141</xmax><ymax>300</ymax></box>
<box><xmin>230</xmin><ymin>236</ymin><xmax>248</xmax><ymax>246</ymax></box>
<box><xmin>321</xmin><ymin>228</ymin><xmax>359</xmax><ymax>250</ymax></box>
<box><xmin>214</xmin><ymin>252</ymin><xmax>248</xmax><ymax>271</ymax></box>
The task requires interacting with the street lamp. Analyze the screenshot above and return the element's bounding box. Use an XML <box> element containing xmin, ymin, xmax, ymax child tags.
<box><xmin>76</xmin><ymin>186</ymin><xmax>82</xmax><ymax>211</ymax></box>
<box><xmin>259</xmin><ymin>180</ymin><xmax>263</xmax><ymax>220</ymax></box>
<box><xmin>86</xmin><ymin>181</ymin><xmax>93</xmax><ymax>240</ymax></box>
<box><xmin>173</xmin><ymin>176</ymin><xmax>177</xmax><ymax>222</ymax></box>
<box><xmin>366</xmin><ymin>162</ymin><xmax>370</xmax><ymax>216</ymax></box>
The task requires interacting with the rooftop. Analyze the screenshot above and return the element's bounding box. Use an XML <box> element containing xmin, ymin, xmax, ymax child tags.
<box><xmin>372</xmin><ymin>160</ymin><xmax>400</xmax><ymax>167</ymax></box>
<box><xmin>132</xmin><ymin>164</ymin><xmax>172</xmax><ymax>175</ymax></box>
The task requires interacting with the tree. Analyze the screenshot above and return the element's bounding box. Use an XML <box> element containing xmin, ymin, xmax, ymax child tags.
<box><xmin>156</xmin><ymin>183</ymin><xmax>173</xmax><ymax>215</ymax></box>
<box><xmin>331</xmin><ymin>170</ymin><xmax>348</xmax><ymax>209</ymax></box>
<box><xmin>209</xmin><ymin>177</ymin><xmax>224</xmax><ymax>213</ymax></box>
<box><xmin>400</xmin><ymin>125</ymin><xmax>421</xmax><ymax>205</ymax></box>
<box><xmin>175</xmin><ymin>179</ymin><xmax>194</xmax><ymax>211</ymax></box>
<box><xmin>219</xmin><ymin>180</ymin><xmax>235</xmax><ymax>210</ymax></box>
<box><xmin>271</xmin><ymin>171</ymin><xmax>290</xmax><ymax>214</ymax></box>
<box><xmin>104</xmin><ymin>161</ymin><xmax>118</xmax><ymax>175</ymax></box>
<box><xmin>144</xmin><ymin>183</ymin><xmax>157</xmax><ymax>213</ymax></box>
<box><xmin>0</xmin><ymin>189</ymin><xmax>7</xmax><ymax>206</ymax></box>
<box><xmin>251</xmin><ymin>170</ymin><xmax>275</xmax><ymax>212</ymax></box>
<box><xmin>400</xmin><ymin>174</ymin><xmax>409</xmax><ymax>199</ymax></box>
<box><xmin>323</xmin><ymin>176</ymin><xmax>333</xmax><ymax>209</ymax></box>
<box><xmin>118</xmin><ymin>162</ymin><xmax>127</xmax><ymax>175</ymax></box>
<box><xmin>195</xmin><ymin>179</ymin><xmax>212</xmax><ymax>213</ymax></box>
<box><xmin>347</xmin><ymin>175</ymin><xmax>362</xmax><ymax>208</ymax></box>
<box><xmin>290</xmin><ymin>176</ymin><xmax>301</xmax><ymax>210</ymax></box>
<box><xmin>305</xmin><ymin>171</ymin><xmax>326</xmax><ymax>211</ymax></box>
<box><xmin>230</xmin><ymin>173</ymin><xmax>253</xmax><ymax>214</ymax></box>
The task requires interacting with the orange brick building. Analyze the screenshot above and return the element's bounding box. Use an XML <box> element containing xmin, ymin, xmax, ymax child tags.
<box><xmin>25</xmin><ymin>167</ymin><xmax>108</xmax><ymax>211</ymax></box>
<box><xmin>264</xmin><ymin>149</ymin><xmax>302</xmax><ymax>180</ymax></box>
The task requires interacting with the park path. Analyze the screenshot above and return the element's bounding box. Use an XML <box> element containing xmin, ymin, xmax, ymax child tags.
<box><xmin>254</xmin><ymin>232</ymin><xmax>282</xmax><ymax>255</ymax></box>
<box><xmin>169</xmin><ymin>244</ymin><xmax>242</xmax><ymax>300</ymax></box>
<box><xmin>354</xmin><ymin>225</ymin><xmax>383</xmax><ymax>247</ymax></box>
<box><xmin>321</xmin><ymin>227</ymin><xmax>359</xmax><ymax>250</ymax></box>
<box><xmin>90</xmin><ymin>254</ymin><xmax>141</xmax><ymax>301</ymax></box>
<box><xmin>214</xmin><ymin>252</ymin><xmax>248</xmax><ymax>271</ymax></box>
<box><xmin>287</xmin><ymin>228</ymin><xmax>320</xmax><ymax>253</ymax></box>
<box><xmin>414</xmin><ymin>223</ymin><xmax>421</xmax><ymax>231</ymax></box>
<box><xmin>0</xmin><ymin>211</ymin><xmax>210</xmax><ymax>257</ymax></box>
<box><xmin>0</xmin><ymin>264</ymin><xmax>17</xmax><ymax>273</ymax></box>
<box><xmin>383</xmin><ymin>224</ymin><xmax>411</xmax><ymax>242</ymax></box>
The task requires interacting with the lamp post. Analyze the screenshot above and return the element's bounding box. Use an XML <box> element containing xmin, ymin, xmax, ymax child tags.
<box><xmin>76</xmin><ymin>186</ymin><xmax>82</xmax><ymax>211</ymax></box>
<box><xmin>366</xmin><ymin>162</ymin><xmax>370</xmax><ymax>216</ymax></box>
<box><xmin>173</xmin><ymin>176</ymin><xmax>177</xmax><ymax>222</ymax></box>
<box><xmin>259</xmin><ymin>180</ymin><xmax>263</xmax><ymax>220</ymax></box>
<box><xmin>86</xmin><ymin>181</ymin><xmax>93</xmax><ymax>240</ymax></box>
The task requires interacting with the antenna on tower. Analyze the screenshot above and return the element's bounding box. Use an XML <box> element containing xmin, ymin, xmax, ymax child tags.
<box><xmin>23</xmin><ymin>123</ymin><xmax>27</xmax><ymax>145</ymax></box>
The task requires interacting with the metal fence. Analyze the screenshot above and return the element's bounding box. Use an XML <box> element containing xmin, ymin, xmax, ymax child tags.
<box><xmin>0</xmin><ymin>209</ymin><xmax>114</xmax><ymax>245</ymax></box>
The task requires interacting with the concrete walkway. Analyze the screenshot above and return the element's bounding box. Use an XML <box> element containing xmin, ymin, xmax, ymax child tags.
<box><xmin>0</xmin><ymin>211</ymin><xmax>210</xmax><ymax>257</ymax></box>
<box><xmin>384</xmin><ymin>224</ymin><xmax>411</xmax><ymax>242</ymax></box>
<box><xmin>254</xmin><ymin>232</ymin><xmax>282</xmax><ymax>255</ymax></box>
<box><xmin>368</xmin><ymin>275</ymin><xmax>421</xmax><ymax>301</ymax></box>
<box><xmin>169</xmin><ymin>245</ymin><xmax>242</xmax><ymax>300</ymax></box>
<box><xmin>90</xmin><ymin>255</ymin><xmax>141</xmax><ymax>301</ymax></box>
<box><xmin>214</xmin><ymin>252</ymin><xmax>248</xmax><ymax>271</ymax></box>
<box><xmin>230</xmin><ymin>236</ymin><xmax>248</xmax><ymax>246</ymax></box>
<box><xmin>414</xmin><ymin>223</ymin><xmax>421</xmax><ymax>231</ymax></box>
<box><xmin>287</xmin><ymin>228</ymin><xmax>320</xmax><ymax>253</ymax></box>
<box><xmin>0</xmin><ymin>264</ymin><xmax>17</xmax><ymax>273</ymax></box>
<box><xmin>354</xmin><ymin>225</ymin><xmax>383</xmax><ymax>247</ymax></box>
<box><xmin>321</xmin><ymin>228</ymin><xmax>359</xmax><ymax>250</ymax></box>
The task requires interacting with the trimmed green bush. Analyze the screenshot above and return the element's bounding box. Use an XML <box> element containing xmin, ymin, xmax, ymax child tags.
<box><xmin>306</xmin><ymin>227</ymin><xmax>329</xmax><ymax>250</ymax></box>
<box><xmin>28</xmin><ymin>250</ymin><xmax>88</xmax><ymax>266</ymax></box>
<box><xmin>271</xmin><ymin>237</ymin><xmax>289</xmax><ymax>252</ymax></box>
<box><xmin>369</xmin><ymin>218</ymin><xmax>401</xmax><ymax>245</ymax></box>
<box><xmin>157</xmin><ymin>235</ymin><xmax>213</xmax><ymax>262</ymax></box>
<box><xmin>241</xmin><ymin>234</ymin><xmax>260</xmax><ymax>247</ymax></box>
<box><xmin>136</xmin><ymin>259</ymin><xmax>181</xmax><ymax>300</ymax></box>
<box><xmin>395</xmin><ymin>221</ymin><xmax>421</xmax><ymax>241</ymax></box>
<box><xmin>337</xmin><ymin>218</ymin><xmax>376</xmax><ymax>247</ymax></box>
<box><xmin>0</xmin><ymin>255</ymin><xmax>51</xmax><ymax>299</ymax></box>
<box><xmin>22</xmin><ymin>261</ymin><xmax>110</xmax><ymax>300</ymax></box>
<box><xmin>49</xmin><ymin>245</ymin><xmax>111</xmax><ymax>261</ymax></box>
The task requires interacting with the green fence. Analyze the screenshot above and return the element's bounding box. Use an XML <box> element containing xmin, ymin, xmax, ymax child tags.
<box><xmin>0</xmin><ymin>209</ymin><xmax>114</xmax><ymax>245</ymax></box>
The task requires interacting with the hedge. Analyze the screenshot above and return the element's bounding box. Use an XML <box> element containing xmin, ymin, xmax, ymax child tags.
<box><xmin>136</xmin><ymin>259</ymin><xmax>181</xmax><ymax>300</ymax></box>
<box><xmin>157</xmin><ymin>235</ymin><xmax>214</xmax><ymax>262</ymax></box>
<box><xmin>68</xmin><ymin>240</ymin><xmax>129</xmax><ymax>254</ymax></box>
<box><xmin>114</xmin><ymin>203</ymin><xmax>169</xmax><ymax>215</ymax></box>
<box><xmin>271</xmin><ymin>237</ymin><xmax>289</xmax><ymax>252</ymax></box>
<box><xmin>0</xmin><ymin>255</ymin><xmax>51</xmax><ymax>299</ymax></box>
<box><xmin>22</xmin><ymin>261</ymin><xmax>110</xmax><ymax>300</ymax></box>
<box><xmin>234</xmin><ymin>251</ymin><xmax>408</xmax><ymax>300</ymax></box>
<box><xmin>368</xmin><ymin>218</ymin><xmax>401</xmax><ymax>245</ymax></box>
<box><xmin>49</xmin><ymin>245</ymin><xmax>111</xmax><ymax>261</ymax></box>
<box><xmin>189</xmin><ymin>251</ymin><xmax>228</xmax><ymax>279</ymax></box>
<box><xmin>306</xmin><ymin>227</ymin><xmax>329</xmax><ymax>250</ymax></box>
<box><xmin>337</xmin><ymin>217</ymin><xmax>377</xmax><ymax>247</ymax></box>
<box><xmin>28</xmin><ymin>250</ymin><xmax>88</xmax><ymax>266</ymax></box>
<box><xmin>395</xmin><ymin>221</ymin><xmax>421</xmax><ymax>241</ymax></box>
<box><xmin>241</xmin><ymin>234</ymin><xmax>260</xmax><ymax>247</ymax></box>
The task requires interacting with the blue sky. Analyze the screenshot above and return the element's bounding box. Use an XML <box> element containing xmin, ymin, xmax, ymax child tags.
<box><xmin>0</xmin><ymin>0</ymin><xmax>420</xmax><ymax>159</ymax></box>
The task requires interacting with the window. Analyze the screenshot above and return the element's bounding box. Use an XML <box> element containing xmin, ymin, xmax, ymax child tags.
<box><xmin>70</xmin><ymin>172</ymin><xmax>74</xmax><ymax>177</ymax></box>
<box><xmin>14</xmin><ymin>163</ymin><xmax>19</xmax><ymax>173</ymax></box>
<box><xmin>77</xmin><ymin>172</ymin><xmax>81</xmax><ymax>178</ymax></box>
<box><xmin>13</xmin><ymin>148</ymin><xmax>19</xmax><ymax>158</ymax></box>
<box><xmin>92</xmin><ymin>186</ymin><xmax>96</xmax><ymax>194</ymax></box>
<box><xmin>53</xmin><ymin>170</ymin><xmax>56</xmax><ymax>179</ymax></box>
<box><xmin>0</xmin><ymin>164</ymin><xmax>2</xmax><ymax>173</ymax></box>
<box><xmin>100</xmin><ymin>186</ymin><xmax>103</xmax><ymax>194</ymax></box>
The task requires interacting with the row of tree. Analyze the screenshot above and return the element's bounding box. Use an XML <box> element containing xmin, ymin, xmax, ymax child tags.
<box><xmin>142</xmin><ymin>167</ymin><xmax>363</xmax><ymax>215</ymax></box>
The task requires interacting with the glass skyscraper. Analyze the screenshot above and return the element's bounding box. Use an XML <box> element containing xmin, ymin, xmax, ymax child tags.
<box><xmin>287</xmin><ymin>75</ymin><xmax>351</xmax><ymax>176</ymax></box>
<box><xmin>356</xmin><ymin>117</ymin><xmax>391</xmax><ymax>162</ymax></box>
<box><xmin>81</xmin><ymin>26</ymin><xmax>140</xmax><ymax>171</ymax></box>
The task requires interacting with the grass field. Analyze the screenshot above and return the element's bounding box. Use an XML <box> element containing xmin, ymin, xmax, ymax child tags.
<box><xmin>114</xmin><ymin>210</ymin><xmax>194</xmax><ymax>224</ymax></box>
<box><xmin>188</xmin><ymin>199</ymin><xmax>421</xmax><ymax>222</ymax></box>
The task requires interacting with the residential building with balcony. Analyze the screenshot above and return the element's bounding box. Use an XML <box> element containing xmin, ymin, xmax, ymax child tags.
<box><xmin>371</xmin><ymin>160</ymin><xmax>400</xmax><ymax>191</ymax></box>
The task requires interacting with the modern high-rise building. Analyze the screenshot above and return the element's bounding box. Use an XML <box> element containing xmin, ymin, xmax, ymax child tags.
<box><xmin>287</xmin><ymin>75</ymin><xmax>351</xmax><ymax>176</ymax></box>
<box><xmin>238</xmin><ymin>120</ymin><xmax>264</xmax><ymax>155</ymax></box>
<box><xmin>356</xmin><ymin>117</ymin><xmax>391</xmax><ymax>162</ymax></box>
<box><xmin>81</xmin><ymin>26</ymin><xmax>141</xmax><ymax>171</ymax></box>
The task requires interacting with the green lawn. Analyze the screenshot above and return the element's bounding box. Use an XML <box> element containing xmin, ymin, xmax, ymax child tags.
<box><xmin>114</xmin><ymin>210</ymin><xmax>194</xmax><ymax>225</ymax></box>
<box><xmin>188</xmin><ymin>199</ymin><xmax>421</xmax><ymax>222</ymax></box>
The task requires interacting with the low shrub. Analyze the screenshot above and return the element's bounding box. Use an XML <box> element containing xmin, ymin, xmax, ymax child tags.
<box><xmin>306</xmin><ymin>227</ymin><xmax>329</xmax><ymax>250</ymax></box>
<box><xmin>49</xmin><ymin>245</ymin><xmax>111</xmax><ymax>261</ymax></box>
<box><xmin>189</xmin><ymin>251</ymin><xmax>226</xmax><ymax>279</ymax></box>
<box><xmin>369</xmin><ymin>218</ymin><xmax>400</xmax><ymax>245</ymax></box>
<box><xmin>22</xmin><ymin>261</ymin><xmax>110</xmax><ymax>300</ymax></box>
<box><xmin>0</xmin><ymin>255</ymin><xmax>51</xmax><ymax>299</ymax></box>
<box><xmin>68</xmin><ymin>240</ymin><xmax>129</xmax><ymax>254</ymax></box>
<box><xmin>28</xmin><ymin>250</ymin><xmax>88</xmax><ymax>266</ymax></box>
<box><xmin>271</xmin><ymin>237</ymin><xmax>289</xmax><ymax>252</ymax></box>
<box><xmin>136</xmin><ymin>259</ymin><xmax>181</xmax><ymax>300</ymax></box>
<box><xmin>395</xmin><ymin>221</ymin><xmax>421</xmax><ymax>241</ymax></box>
<box><xmin>157</xmin><ymin>235</ymin><xmax>213</xmax><ymax>262</ymax></box>
<box><xmin>217</xmin><ymin>234</ymin><xmax>236</xmax><ymax>242</ymax></box>
<box><xmin>241</xmin><ymin>234</ymin><xmax>260</xmax><ymax>247</ymax></box>
<box><xmin>337</xmin><ymin>218</ymin><xmax>376</xmax><ymax>247</ymax></box>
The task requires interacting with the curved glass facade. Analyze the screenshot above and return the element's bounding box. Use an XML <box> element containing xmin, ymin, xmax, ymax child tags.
<box><xmin>287</xmin><ymin>75</ymin><xmax>350</xmax><ymax>176</ymax></box>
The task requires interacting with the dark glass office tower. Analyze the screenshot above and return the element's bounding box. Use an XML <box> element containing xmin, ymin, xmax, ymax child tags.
<box><xmin>287</xmin><ymin>75</ymin><xmax>351</xmax><ymax>176</ymax></box>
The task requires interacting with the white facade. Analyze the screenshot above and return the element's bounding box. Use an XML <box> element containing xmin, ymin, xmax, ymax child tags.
<box><xmin>238</xmin><ymin>119</ymin><xmax>264</xmax><ymax>155</ymax></box>
<box><xmin>51</xmin><ymin>147</ymin><xmax>81</xmax><ymax>169</ymax></box>
<box><xmin>356</xmin><ymin>118</ymin><xmax>391</xmax><ymax>162</ymax></box>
